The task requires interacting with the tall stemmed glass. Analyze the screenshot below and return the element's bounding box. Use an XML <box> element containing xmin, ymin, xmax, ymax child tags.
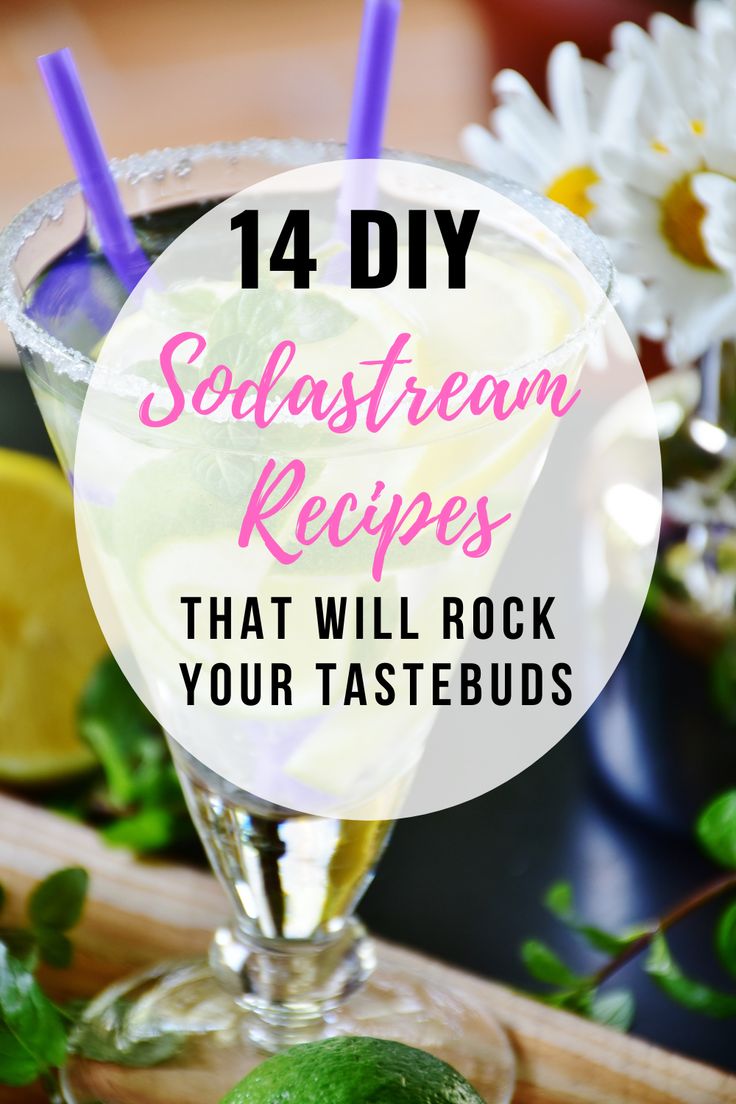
<box><xmin>0</xmin><ymin>139</ymin><xmax>612</xmax><ymax>1104</ymax></box>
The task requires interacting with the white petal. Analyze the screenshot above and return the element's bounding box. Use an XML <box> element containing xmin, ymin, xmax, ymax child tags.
<box><xmin>493</xmin><ymin>101</ymin><xmax>571</xmax><ymax>180</ymax></box>
<box><xmin>608</xmin><ymin>21</ymin><xmax>653</xmax><ymax>66</ymax></box>
<box><xmin>595</xmin><ymin>61</ymin><xmax>646</xmax><ymax>150</ymax></box>
<box><xmin>547</xmin><ymin>42</ymin><xmax>589</xmax><ymax>157</ymax></box>
<box><xmin>493</xmin><ymin>67</ymin><xmax>539</xmax><ymax>101</ymax></box>
<box><xmin>460</xmin><ymin>125</ymin><xmax>539</xmax><ymax>188</ymax></box>
<box><xmin>580</xmin><ymin>59</ymin><xmax>614</xmax><ymax>119</ymax></box>
<box><xmin>694</xmin><ymin>172</ymin><xmax>736</xmax><ymax>274</ymax></box>
<box><xmin>693</xmin><ymin>171</ymin><xmax>736</xmax><ymax>207</ymax></box>
<box><xmin>596</xmin><ymin>146</ymin><xmax>677</xmax><ymax>195</ymax></box>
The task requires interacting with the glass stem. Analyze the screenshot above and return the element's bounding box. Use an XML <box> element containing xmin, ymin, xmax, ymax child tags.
<box><xmin>173</xmin><ymin>747</ymin><xmax>391</xmax><ymax>1051</ymax></box>
<box><xmin>209</xmin><ymin>918</ymin><xmax>375</xmax><ymax>1050</ymax></box>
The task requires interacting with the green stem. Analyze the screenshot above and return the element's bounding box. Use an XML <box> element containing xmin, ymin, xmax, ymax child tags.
<box><xmin>720</xmin><ymin>340</ymin><xmax>736</xmax><ymax>438</ymax></box>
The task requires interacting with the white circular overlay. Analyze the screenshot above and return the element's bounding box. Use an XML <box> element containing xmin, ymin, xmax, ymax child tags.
<box><xmin>74</xmin><ymin>159</ymin><xmax>661</xmax><ymax>819</ymax></box>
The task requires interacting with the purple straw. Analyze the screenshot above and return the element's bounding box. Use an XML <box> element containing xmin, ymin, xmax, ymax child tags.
<box><xmin>37</xmin><ymin>48</ymin><xmax>149</xmax><ymax>292</ymax></box>
<box><xmin>346</xmin><ymin>0</ymin><xmax>402</xmax><ymax>161</ymax></box>
<box><xmin>327</xmin><ymin>0</ymin><xmax>401</xmax><ymax>275</ymax></box>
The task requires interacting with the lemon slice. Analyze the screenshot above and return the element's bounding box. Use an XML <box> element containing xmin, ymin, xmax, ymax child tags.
<box><xmin>0</xmin><ymin>449</ymin><xmax>106</xmax><ymax>783</ymax></box>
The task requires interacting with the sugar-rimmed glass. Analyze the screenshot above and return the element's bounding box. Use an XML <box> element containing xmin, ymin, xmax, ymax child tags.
<box><xmin>0</xmin><ymin>138</ymin><xmax>613</xmax><ymax>1104</ymax></box>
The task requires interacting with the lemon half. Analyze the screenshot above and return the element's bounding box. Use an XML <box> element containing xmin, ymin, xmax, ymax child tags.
<box><xmin>0</xmin><ymin>449</ymin><xmax>105</xmax><ymax>783</ymax></box>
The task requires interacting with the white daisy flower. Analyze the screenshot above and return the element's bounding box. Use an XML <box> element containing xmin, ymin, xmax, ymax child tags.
<box><xmin>461</xmin><ymin>41</ymin><xmax>647</xmax><ymax>336</ymax></box>
<box><xmin>461</xmin><ymin>41</ymin><xmax>611</xmax><ymax>221</ymax></box>
<box><xmin>462</xmin><ymin>5</ymin><xmax>736</xmax><ymax>365</ymax></box>
<box><xmin>593</xmin><ymin>4</ymin><xmax>736</xmax><ymax>366</ymax></box>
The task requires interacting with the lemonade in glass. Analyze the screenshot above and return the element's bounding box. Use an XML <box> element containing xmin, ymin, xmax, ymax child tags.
<box><xmin>0</xmin><ymin>138</ymin><xmax>612</xmax><ymax>1104</ymax></box>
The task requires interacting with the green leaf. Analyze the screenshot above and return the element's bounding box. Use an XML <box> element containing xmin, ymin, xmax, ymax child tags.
<box><xmin>696</xmin><ymin>791</ymin><xmax>736</xmax><ymax>869</ymax></box>
<box><xmin>102</xmin><ymin>808</ymin><xmax>177</xmax><ymax>852</ymax></box>
<box><xmin>35</xmin><ymin>930</ymin><xmax>73</xmax><ymax>970</ymax></box>
<box><xmin>287</xmin><ymin>291</ymin><xmax>355</xmax><ymax>344</ymax></box>
<box><xmin>543</xmin><ymin>881</ymin><xmax>647</xmax><ymax>954</ymax></box>
<box><xmin>544</xmin><ymin>989</ymin><xmax>582</xmax><ymax>1011</ymax></box>
<box><xmin>711</xmin><ymin>639</ymin><xmax>736</xmax><ymax>724</ymax></box>
<box><xmin>575</xmin><ymin>924</ymin><xmax>649</xmax><ymax>957</ymax></box>
<box><xmin>0</xmin><ymin>945</ymin><xmax>67</xmax><ymax>1084</ymax></box>
<box><xmin>79</xmin><ymin>657</ymin><xmax>158</xmax><ymax>808</ymax></box>
<box><xmin>716</xmin><ymin>899</ymin><xmax>736</xmax><ymax>981</ymax></box>
<box><xmin>55</xmin><ymin>998</ymin><xmax>89</xmax><ymax>1025</ymax></box>
<box><xmin>144</xmin><ymin>283</ymin><xmax>232</xmax><ymax>330</ymax></box>
<box><xmin>645</xmin><ymin>933</ymin><xmax>736</xmax><ymax>1017</ymax></box>
<box><xmin>585</xmin><ymin>989</ymin><xmax>635</xmax><ymax>1032</ymax></box>
<box><xmin>77</xmin><ymin>657</ymin><xmax>196</xmax><ymax>858</ymax></box>
<box><xmin>0</xmin><ymin>930</ymin><xmax>37</xmax><ymax>972</ymax></box>
<box><xmin>28</xmin><ymin>868</ymin><xmax>88</xmax><ymax>933</ymax></box>
<box><xmin>0</xmin><ymin>1023</ymin><xmax>43</xmax><ymax>1087</ymax></box>
<box><xmin>544</xmin><ymin>882</ymin><xmax>573</xmax><ymax>920</ymax></box>
<box><xmin>521</xmin><ymin>940</ymin><xmax>584</xmax><ymax>988</ymax></box>
<box><xmin>81</xmin><ymin>721</ymin><xmax>137</xmax><ymax>810</ymax></box>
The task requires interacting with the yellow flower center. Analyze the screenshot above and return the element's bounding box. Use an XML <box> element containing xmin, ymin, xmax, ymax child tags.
<box><xmin>659</xmin><ymin>172</ymin><xmax>716</xmax><ymax>270</ymax></box>
<box><xmin>545</xmin><ymin>165</ymin><xmax>599</xmax><ymax>219</ymax></box>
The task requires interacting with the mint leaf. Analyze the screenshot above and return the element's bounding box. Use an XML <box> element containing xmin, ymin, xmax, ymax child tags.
<box><xmin>575</xmin><ymin>924</ymin><xmax>648</xmax><ymax>956</ymax></box>
<box><xmin>544</xmin><ymin>881</ymin><xmax>573</xmax><ymax>920</ymax></box>
<box><xmin>288</xmin><ymin>291</ymin><xmax>355</xmax><ymax>343</ymax></box>
<box><xmin>102</xmin><ymin>809</ymin><xmax>176</xmax><ymax>852</ymax></box>
<box><xmin>28</xmin><ymin>868</ymin><xmax>88</xmax><ymax>933</ymax></box>
<box><xmin>144</xmin><ymin>283</ymin><xmax>230</xmax><ymax>330</ymax></box>
<box><xmin>521</xmin><ymin>940</ymin><xmax>584</xmax><ymax>987</ymax></box>
<box><xmin>0</xmin><ymin>930</ymin><xmax>37</xmax><ymax>972</ymax></box>
<box><xmin>543</xmin><ymin>881</ymin><xmax>647</xmax><ymax>954</ymax></box>
<box><xmin>202</xmin><ymin>283</ymin><xmax>355</xmax><ymax>393</ymax></box>
<box><xmin>585</xmin><ymin>989</ymin><xmax>635</xmax><ymax>1031</ymax></box>
<box><xmin>696</xmin><ymin>791</ymin><xmax>736</xmax><ymax>869</ymax></box>
<box><xmin>0</xmin><ymin>1023</ymin><xmax>43</xmax><ymax>1088</ymax></box>
<box><xmin>0</xmin><ymin>945</ymin><xmax>67</xmax><ymax>1084</ymax></box>
<box><xmin>80</xmin><ymin>658</ymin><xmax>157</xmax><ymax>808</ymax></box>
<box><xmin>716</xmin><ymin>899</ymin><xmax>736</xmax><ymax>981</ymax></box>
<box><xmin>77</xmin><ymin>656</ymin><xmax>196</xmax><ymax>856</ymax></box>
<box><xmin>645</xmin><ymin>933</ymin><xmax>736</xmax><ymax>1017</ymax></box>
<box><xmin>35</xmin><ymin>930</ymin><xmax>73</xmax><ymax>970</ymax></box>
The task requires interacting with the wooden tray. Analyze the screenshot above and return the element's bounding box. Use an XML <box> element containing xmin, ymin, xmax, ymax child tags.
<box><xmin>0</xmin><ymin>793</ymin><xmax>733</xmax><ymax>1104</ymax></box>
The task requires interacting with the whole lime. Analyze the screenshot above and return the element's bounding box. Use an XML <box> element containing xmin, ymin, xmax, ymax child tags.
<box><xmin>220</xmin><ymin>1036</ymin><xmax>486</xmax><ymax>1104</ymax></box>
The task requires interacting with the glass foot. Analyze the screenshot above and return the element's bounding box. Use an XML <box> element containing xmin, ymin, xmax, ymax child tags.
<box><xmin>60</xmin><ymin>956</ymin><xmax>515</xmax><ymax>1104</ymax></box>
